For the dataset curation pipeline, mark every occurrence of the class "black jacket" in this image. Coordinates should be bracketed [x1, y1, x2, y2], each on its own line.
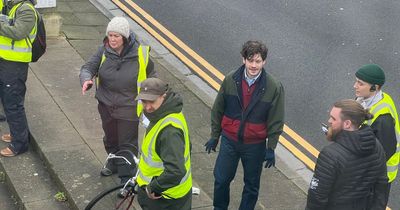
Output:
[306, 126, 388, 210]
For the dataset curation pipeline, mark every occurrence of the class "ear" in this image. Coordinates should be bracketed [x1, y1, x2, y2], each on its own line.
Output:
[343, 119, 352, 129]
[262, 60, 267, 66]
[242, 57, 246, 65]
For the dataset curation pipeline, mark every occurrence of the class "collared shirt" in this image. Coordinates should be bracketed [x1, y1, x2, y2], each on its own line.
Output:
[244, 69, 261, 87]
[356, 90, 383, 109]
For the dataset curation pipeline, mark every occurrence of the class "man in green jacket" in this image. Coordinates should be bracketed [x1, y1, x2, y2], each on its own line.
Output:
[205, 40, 285, 210]
[0, 0, 37, 157]
[136, 78, 192, 210]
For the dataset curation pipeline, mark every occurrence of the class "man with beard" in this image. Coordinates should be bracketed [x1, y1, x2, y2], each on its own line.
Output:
[306, 99, 388, 210]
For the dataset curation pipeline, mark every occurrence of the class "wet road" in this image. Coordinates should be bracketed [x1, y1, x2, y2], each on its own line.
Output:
[127, 0, 400, 208]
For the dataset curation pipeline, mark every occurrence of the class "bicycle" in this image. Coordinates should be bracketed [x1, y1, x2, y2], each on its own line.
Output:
[85, 152, 140, 210]
[85, 152, 200, 209]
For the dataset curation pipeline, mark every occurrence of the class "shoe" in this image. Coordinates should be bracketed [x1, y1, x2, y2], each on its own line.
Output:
[100, 167, 113, 176]
[1, 134, 12, 143]
[0, 147, 16, 157]
[100, 159, 117, 176]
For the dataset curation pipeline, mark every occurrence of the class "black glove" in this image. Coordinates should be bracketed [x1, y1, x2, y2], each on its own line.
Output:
[204, 138, 219, 154]
[264, 148, 275, 168]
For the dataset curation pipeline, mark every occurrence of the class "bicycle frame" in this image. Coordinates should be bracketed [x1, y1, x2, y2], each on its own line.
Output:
[103, 152, 200, 197]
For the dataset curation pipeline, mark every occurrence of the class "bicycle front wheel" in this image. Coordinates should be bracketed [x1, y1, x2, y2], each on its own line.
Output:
[85, 183, 136, 210]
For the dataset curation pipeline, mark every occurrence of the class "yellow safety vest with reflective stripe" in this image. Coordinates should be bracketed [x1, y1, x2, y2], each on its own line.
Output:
[136, 112, 192, 199]
[366, 92, 400, 183]
[97, 45, 150, 117]
[0, 2, 37, 62]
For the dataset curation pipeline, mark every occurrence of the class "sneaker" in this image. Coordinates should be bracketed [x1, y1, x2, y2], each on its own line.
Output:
[100, 159, 116, 176]
[100, 167, 113, 176]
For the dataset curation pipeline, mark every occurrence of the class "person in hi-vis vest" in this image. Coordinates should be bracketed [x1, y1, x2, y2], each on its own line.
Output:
[354, 64, 400, 200]
[79, 16, 156, 184]
[136, 78, 192, 210]
[0, 0, 38, 157]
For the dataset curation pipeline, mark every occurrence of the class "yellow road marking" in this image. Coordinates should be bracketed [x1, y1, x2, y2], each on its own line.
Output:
[114, 0, 318, 166]
[123, 0, 225, 81]
[112, 0, 221, 90]
[284, 125, 320, 158]
[115, 2, 394, 209]
[279, 136, 315, 170]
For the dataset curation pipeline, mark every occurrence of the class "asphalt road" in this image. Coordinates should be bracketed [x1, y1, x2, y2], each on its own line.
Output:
[130, 0, 400, 208]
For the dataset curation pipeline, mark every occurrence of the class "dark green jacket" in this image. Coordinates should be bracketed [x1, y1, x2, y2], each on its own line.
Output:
[211, 65, 284, 149]
[144, 89, 191, 194]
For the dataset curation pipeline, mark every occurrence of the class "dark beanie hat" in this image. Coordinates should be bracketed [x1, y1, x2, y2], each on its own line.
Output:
[355, 64, 385, 86]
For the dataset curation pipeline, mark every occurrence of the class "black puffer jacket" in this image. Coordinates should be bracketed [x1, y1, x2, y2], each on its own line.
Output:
[306, 126, 388, 210]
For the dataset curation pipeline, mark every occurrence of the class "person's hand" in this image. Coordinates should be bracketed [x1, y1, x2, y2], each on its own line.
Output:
[264, 148, 275, 168]
[82, 80, 93, 95]
[204, 138, 219, 154]
[145, 186, 162, 200]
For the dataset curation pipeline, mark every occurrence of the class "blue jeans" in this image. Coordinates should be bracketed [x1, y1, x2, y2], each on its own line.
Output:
[213, 135, 266, 210]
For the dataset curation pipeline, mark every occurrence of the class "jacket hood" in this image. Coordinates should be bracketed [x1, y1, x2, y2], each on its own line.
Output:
[9, 0, 36, 6]
[335, 125, 377, 156]
[144, 89, 183, 124]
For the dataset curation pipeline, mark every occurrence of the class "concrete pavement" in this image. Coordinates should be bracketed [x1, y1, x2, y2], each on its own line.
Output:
[0, 0, 309, 209]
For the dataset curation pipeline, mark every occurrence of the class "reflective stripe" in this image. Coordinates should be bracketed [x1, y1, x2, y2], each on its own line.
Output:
[138, 170, 152, 183]
[0, 2, 37, 62]
[388, 165, 398, 173]
[141, 117, 186, 168]
[137, 112, 192, 198]
[96, 45, 149, 94]
[367, 93, 400, 183]
[179, 168, 191, 184]
[0, 44, 31, 52]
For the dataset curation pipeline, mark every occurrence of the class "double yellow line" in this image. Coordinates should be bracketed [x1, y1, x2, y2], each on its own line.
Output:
[111, 0, 319, 169]
[111, 1, 392, 209]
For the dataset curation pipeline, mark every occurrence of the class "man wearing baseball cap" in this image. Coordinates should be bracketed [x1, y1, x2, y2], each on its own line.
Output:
[135, 78, 192, 210]
[354, 64, 399, 198]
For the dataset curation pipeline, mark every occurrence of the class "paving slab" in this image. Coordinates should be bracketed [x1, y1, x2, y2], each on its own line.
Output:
[0, 1, 311, 209]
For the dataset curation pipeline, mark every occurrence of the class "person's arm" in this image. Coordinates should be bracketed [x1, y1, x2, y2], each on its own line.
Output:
[306, 148, 337, 210]
[210, 79, 226, 140]
[266, 82, 285, 149]
[79, 46, 103, 86]
[371, 114, 397, 161]
[148, 126, 187, 194]
[0, 3, 35, 40]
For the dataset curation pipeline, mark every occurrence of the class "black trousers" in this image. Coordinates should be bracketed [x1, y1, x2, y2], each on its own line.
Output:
[98, 102, 139, 179]
[0, 60, 29, 154]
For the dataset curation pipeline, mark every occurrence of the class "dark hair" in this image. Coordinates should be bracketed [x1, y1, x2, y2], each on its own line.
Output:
[333, 99, 373, 128]
[240, 40, 268, 61]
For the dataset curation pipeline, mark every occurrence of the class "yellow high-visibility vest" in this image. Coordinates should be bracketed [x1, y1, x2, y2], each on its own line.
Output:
[0, 2, 37, 62]
[366, 92, 400, 183]
[136, 112, 192, 199]
[97, 45, 150, 117]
